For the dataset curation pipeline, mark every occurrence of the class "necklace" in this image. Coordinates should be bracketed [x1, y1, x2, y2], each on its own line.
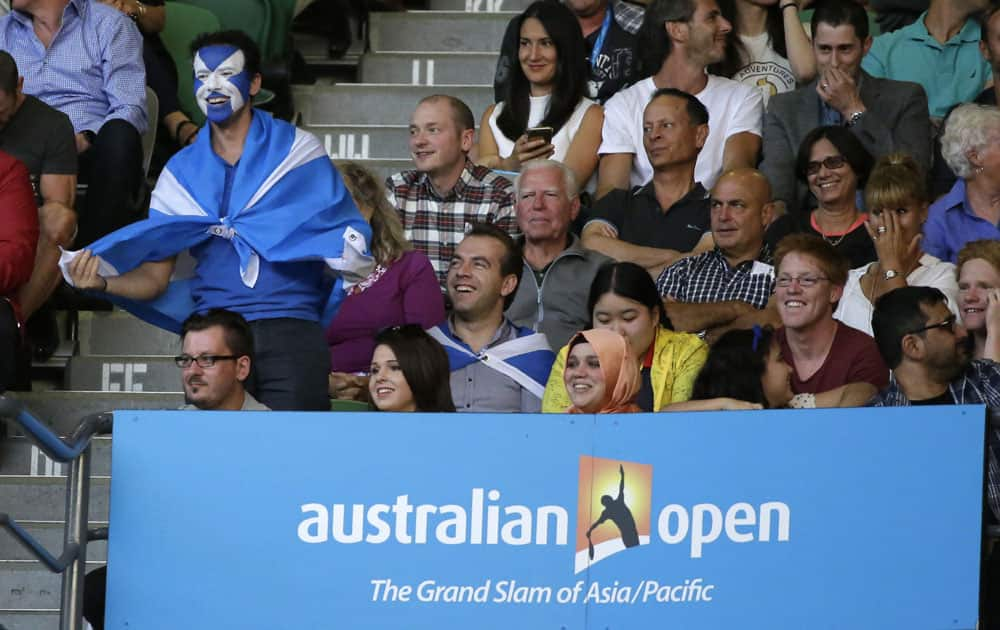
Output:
[811, 210, 862, 248]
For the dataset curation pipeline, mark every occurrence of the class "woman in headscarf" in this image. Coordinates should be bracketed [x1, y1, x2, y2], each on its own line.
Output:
[563, 329, 641, 414]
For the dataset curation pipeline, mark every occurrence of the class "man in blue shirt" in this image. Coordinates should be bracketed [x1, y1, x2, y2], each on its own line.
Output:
[0, 0, 147, 246]
[63, 30, 372, 411]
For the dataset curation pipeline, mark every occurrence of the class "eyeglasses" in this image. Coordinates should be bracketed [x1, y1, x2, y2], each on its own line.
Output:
[775, 275, 828, 288]
[174, 354, 239, 368]
[905, 316, 958, 336]
[805, 155, 847, 175]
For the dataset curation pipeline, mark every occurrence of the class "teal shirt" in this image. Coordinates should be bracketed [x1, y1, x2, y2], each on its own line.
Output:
[861, 12, 990, 118]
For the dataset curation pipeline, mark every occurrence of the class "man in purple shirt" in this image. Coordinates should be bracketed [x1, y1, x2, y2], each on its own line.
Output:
[0, 0, 147, 246]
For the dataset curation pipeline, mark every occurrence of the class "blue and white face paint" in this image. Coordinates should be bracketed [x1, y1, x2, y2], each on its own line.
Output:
[193, 45, 252, 125]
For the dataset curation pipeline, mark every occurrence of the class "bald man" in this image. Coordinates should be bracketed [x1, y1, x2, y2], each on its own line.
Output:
[655, 168, 781, 336]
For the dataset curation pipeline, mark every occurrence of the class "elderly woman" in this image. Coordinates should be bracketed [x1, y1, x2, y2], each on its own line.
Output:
[833, 153, 958, 336]
[925, 104, 1000, 263]
[957, 239, 1000, 361]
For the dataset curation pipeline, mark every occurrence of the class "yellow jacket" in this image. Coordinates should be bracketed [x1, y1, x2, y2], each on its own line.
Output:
[542, 327, 708, 413]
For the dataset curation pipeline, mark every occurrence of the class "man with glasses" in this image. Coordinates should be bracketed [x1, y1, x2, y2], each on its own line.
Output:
[177, 309, 268, 411]
[774, 234, 888, 406]
[761, 0, 930, 216]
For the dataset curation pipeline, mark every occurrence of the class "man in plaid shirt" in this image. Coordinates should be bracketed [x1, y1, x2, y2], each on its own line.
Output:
[386, 95, 518, 289]
[870, 285, 1000, 524]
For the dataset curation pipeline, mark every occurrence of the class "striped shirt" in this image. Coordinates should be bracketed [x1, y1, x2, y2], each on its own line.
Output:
[0, 0, 147, 134]
[656, 245, 775, 309]
[869, 359, 1000, 522]
[386, 160, 518, 287]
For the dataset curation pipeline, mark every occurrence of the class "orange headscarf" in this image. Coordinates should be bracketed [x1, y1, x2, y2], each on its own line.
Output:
[565, 329, 642, 414]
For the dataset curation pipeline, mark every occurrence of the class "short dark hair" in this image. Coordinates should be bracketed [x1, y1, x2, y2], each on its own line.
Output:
[372, 325, 455, 412]
[648, 88, 710, 127]
[795, 125, 874, 188]
[871, 286, 948, 369]
[588, 262, 671, 329]
[417, 94, 476, 132]
[465, 222, 523, 310]
[181, 309, 255, 360]
[810, 0, 869, 40]
[0, 51, 18, 95]
[636, 0, 697, 77]
[190, 30, 262, 77]
[690, 327, 774, 407]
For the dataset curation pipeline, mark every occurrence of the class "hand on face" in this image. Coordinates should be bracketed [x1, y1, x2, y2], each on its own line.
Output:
[986, 289, 1000, 339]
[815, 67, 863, 117]
[865, 207, 921, 272]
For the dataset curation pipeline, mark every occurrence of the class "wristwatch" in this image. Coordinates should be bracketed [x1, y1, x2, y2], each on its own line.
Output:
[846, 110, 865, 127]
[883, 269, 899, 281]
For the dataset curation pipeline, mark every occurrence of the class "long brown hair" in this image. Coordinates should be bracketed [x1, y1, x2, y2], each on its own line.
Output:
[336, 161, 412, 265]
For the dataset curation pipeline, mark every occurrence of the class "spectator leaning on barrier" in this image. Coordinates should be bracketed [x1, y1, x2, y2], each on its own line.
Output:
[62, 30, 372, 412]
[177, 309, 269, 412]
[596, 0, 763, 197]
[583, 88, 714, 279]
[760, 0, 931, 218]
[428, 223, 555, 413]
[0, 0, 148, 247]
[869, 285, 1000, 523]
[773, 233, 889, 407]
[388, 94, 518, 290]
[506, 159, 612, 352]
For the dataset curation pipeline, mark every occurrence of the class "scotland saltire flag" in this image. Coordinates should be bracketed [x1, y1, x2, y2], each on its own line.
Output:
[59, 110, 372, 333]
[428, 323, 555, 398]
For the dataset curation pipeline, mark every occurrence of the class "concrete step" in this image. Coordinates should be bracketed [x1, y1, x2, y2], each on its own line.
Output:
[293, 25, 365, 68]
[369, 11, 514, 53]
[359, 52, 499, 85]
[429, 0, 531, 10]
[0, 436, 112, 477]
[302, 83, 495, 126]
[5, 392, 184, 435]
[0, 476, 110, 522]
[0, 560, 104, 610]
[0, 521, 108, 562]
[65, 356, 181, 393]
[77, 310, 179, 357]
[307, 124, 410, 160]
[0, 610, 59, 630]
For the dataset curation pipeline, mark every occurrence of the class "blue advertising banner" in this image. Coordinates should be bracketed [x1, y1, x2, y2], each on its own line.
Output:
[105, 406, 986, 629]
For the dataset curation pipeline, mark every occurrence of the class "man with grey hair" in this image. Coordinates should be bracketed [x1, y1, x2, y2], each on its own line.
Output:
[924, 103, 1000, 263]
[507, 159, 612, 351]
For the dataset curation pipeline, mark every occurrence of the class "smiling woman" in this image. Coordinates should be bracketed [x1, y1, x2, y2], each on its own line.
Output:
[369, 325, 455, 413]
[563, 329, 642, 414]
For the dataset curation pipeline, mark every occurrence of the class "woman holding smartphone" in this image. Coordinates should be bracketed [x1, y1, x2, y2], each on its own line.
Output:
[476, 0, 604, 190]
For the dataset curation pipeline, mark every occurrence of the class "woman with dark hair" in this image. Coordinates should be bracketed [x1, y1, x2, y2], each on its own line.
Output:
[326, 162, 445, 401]
[717, 0, 815, 103]
[769, 125, 877, 268]
[542, 262, 709, 412]
[477, 0, 603, 190]
[563, 329, 642, 414]
[369, 325, 455, 413]
[690, 326, 796, 408]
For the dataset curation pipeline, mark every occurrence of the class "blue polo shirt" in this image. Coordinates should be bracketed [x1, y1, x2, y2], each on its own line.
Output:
[862, 13, 990, 118]
[188, 161, 329, 322]
[923, 179, 1000, 264]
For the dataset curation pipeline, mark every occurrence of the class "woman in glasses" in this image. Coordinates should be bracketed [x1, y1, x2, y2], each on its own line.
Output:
[769, 125, 876, 268]
[368, 325, 455, 413]
[833, 154, 958, 337]
[956, 239, 1000, 360]
[326, 162, 446, 402]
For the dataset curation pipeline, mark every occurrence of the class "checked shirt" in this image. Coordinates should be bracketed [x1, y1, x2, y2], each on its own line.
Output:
[656, 244, 775, 309]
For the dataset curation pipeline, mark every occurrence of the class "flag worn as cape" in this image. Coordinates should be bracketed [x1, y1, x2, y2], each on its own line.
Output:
[428, 322, 554, 399]
[59, 110, 372, 333]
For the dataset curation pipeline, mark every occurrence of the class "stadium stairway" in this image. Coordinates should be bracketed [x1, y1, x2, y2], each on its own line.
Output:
[2, 2, 535, 626]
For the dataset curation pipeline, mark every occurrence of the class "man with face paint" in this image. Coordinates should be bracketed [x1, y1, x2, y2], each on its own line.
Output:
[0, 0, 148, 247]
[59, 30, 373, 411]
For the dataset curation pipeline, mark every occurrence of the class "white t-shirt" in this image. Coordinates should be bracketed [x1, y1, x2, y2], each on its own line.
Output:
[598, 74, 763, 190]
[833, 254, 959, 336]
[733, 32, 796, 107]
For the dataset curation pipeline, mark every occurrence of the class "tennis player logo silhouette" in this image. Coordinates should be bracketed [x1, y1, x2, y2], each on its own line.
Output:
[575, 456, 652, 573]
[587, 464, 640, 559]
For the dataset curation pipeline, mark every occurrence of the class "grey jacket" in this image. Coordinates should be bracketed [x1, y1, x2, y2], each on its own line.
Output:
[507, 234, 613, 351]
[760, 71, 931, 216]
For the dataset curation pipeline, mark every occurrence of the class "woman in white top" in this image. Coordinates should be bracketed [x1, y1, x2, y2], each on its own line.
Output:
[477, 0, 603, 189]
[717, 0, 815, 104]
[834, 154, 958, 336]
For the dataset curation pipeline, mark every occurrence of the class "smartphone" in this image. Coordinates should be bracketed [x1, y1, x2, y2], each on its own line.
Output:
[526, 126, 554, 145]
